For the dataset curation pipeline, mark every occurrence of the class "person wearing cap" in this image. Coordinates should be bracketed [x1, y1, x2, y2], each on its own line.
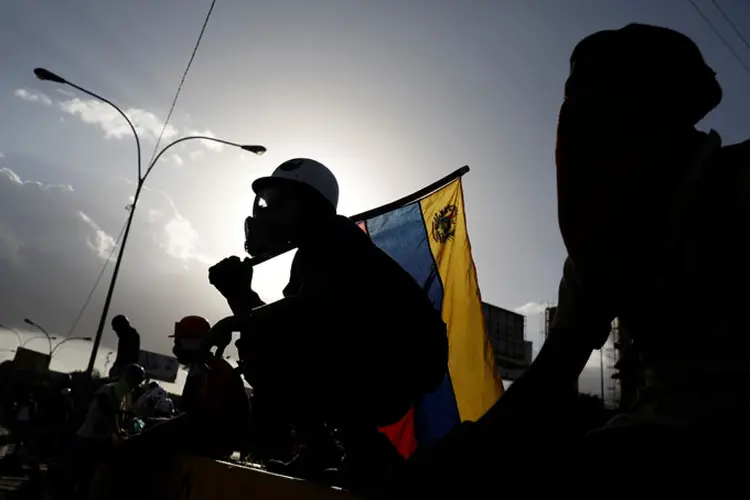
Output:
[382, 24, 750, 496]
[208, 158, 449, 487]
[170, 315, 250, 430]
[121, 316, 251, 459]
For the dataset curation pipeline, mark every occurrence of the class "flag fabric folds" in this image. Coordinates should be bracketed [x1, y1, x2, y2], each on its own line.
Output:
[352, 170, 503, 458]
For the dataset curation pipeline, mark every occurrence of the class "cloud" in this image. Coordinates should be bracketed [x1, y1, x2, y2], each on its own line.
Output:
[119, 179, 212, 265]
[14, 90, 231, 173]
[0, 163, 117, 332]
[141, 186, 214, 265]
[55, 88, 75, 98]
[78, 212, 117, 261]
[58, 98, 179, 142]
[147, 209, 163, 222]
[187, 129, 224, 152]
[0, 159, 233, 363]
[0, 219, 23, 262]
[0, 167, 73, 193]
[0, 152, 5, 159]
[514, 301, 547, 316]
[0, 167, 93, 264]
[5, 92, 275, 363]
[14, 88, 52, 106]
[14, 88, 178, 143]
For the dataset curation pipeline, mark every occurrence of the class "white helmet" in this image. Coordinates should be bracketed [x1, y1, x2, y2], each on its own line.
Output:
[252, 158, 339, 211]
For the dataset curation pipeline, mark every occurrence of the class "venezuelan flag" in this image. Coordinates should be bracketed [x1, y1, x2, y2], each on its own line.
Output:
[350, 166, 503, 457]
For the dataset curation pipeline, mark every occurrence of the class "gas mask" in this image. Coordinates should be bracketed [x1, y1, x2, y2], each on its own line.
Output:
[172, 337, 207, 366]
[244, 191, 296, 257]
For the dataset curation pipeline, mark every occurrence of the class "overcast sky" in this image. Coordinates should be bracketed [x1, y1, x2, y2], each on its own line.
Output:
[1, 0, 749, 395]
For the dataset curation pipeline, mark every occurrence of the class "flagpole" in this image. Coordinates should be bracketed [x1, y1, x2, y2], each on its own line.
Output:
[351, 165, 470, 222]
[245, 165, 471, 268]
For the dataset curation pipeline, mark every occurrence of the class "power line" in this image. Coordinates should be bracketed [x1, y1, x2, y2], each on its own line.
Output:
[66, 220, 128, 337]
[687, 0, 750, 75]
[711, 0, 750, 52]
[148, 0, 218, 165]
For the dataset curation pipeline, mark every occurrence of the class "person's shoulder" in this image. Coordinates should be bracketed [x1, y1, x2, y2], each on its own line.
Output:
[718, 137, 750, 167]
[95, 383, 115, 399]
[206, 357, 238, 380]
[331, 214, 367, 236]
[314, 215, 372, 252]
[717, 137, 750, 210]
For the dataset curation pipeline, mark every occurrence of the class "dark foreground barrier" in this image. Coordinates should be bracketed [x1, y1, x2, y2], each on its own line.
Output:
[87, 454, 359, 500]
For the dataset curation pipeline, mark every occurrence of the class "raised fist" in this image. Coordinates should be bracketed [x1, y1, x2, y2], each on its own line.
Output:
[208, 256, 254, 302]
[207, 315, 241, 355]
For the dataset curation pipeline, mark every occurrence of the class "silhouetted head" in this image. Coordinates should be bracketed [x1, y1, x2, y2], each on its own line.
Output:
[170, 315, 211, 365]
[111, 314, 130, 334]
[556, 25, 722, 303]
[245, 159, 339, 254]
[121, 363, 146, 389]
[564, 23, 722, 126]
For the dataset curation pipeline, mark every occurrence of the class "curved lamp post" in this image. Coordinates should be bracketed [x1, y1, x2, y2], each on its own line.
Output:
[34, 68, 267, 376]
[21, 335, 59, 350]
[51, 336, 93, 356]
[0, 324, 23, 347]
[23, 318, 54, 354]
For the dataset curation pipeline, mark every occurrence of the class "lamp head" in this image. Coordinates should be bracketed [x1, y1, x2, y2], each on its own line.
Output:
[33, 68, 67, 84]
[241, 145, 267, 155]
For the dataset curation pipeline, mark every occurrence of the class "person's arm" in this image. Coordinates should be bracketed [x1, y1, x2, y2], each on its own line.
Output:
[490, 257, 613, 414]
[227, 290, 265, 317]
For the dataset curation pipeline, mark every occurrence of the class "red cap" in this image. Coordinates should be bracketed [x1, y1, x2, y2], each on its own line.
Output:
[169, 315, 211, 339]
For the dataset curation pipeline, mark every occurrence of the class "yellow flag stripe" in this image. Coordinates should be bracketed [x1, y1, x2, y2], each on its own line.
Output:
[419, 179, 503, 422]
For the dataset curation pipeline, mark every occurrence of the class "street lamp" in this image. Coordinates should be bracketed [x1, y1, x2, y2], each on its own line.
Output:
[24, 318, 54, 354]
[51, 336, 93, 356]
[0, 324, 22, 347]
[34, 68, 267, 377]
[21, 335, 59, 349]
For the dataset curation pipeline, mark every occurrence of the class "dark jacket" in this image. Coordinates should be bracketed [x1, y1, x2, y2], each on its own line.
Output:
[113, 327, 140, 368]
[241, 215, 448, 427]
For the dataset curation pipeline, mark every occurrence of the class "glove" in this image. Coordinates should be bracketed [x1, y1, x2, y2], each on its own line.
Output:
[208, 256, 255, 303]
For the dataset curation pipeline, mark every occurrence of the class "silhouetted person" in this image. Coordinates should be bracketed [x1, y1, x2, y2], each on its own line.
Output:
[382, 24, 749, 497]
[66, 364, 145, 500]
[109, 315, 140, 379]
[208, 158, 448, 491]
[165, 315, 251, 456]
